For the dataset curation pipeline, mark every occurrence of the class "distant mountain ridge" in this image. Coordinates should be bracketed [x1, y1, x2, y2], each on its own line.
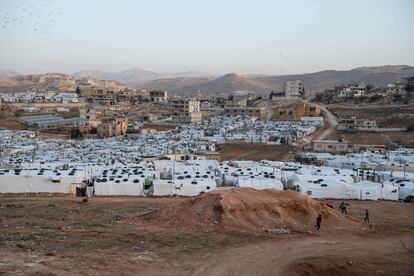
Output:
[1, 65, 413, 96]
[252, 65, 414, 96]
[73, 68, 212, 84]
[167, 73, 274, 96]
[0, 69, 20, 78]
[141, 65, 414, 96]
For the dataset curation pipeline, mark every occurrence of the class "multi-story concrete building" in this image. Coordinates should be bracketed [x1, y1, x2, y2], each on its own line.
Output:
[172, 111, 203, 124]
[272, 103, 321, 120]
[169, 98, 200, 113]
[224, 97, 247, 107]
[223, 107, 267, 120]
[284, 80, 304, 99]
[79, 108, 103, 128]
[312, 140, 350, 153]
[338, 82, 367, 98]
[85, 88, 117, 106]
[169, 98, 202, 123]
[150, 90, 168, 102]
[97, 116, 128, 137]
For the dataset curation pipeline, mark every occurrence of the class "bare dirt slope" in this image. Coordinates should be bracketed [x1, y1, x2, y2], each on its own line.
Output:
[326, 131, 414, 148]
[147, 188, 353, 233]
[323, 104, 414, 147]
[216, 142, 290, 161]
[0, 194, 413, 275]
[329, 104, 414, 128]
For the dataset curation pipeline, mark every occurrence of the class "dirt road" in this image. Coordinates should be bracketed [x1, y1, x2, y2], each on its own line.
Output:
[317, 104, 338, 140]
[295, 101, 338, 146]
[190, 236, 414, 275]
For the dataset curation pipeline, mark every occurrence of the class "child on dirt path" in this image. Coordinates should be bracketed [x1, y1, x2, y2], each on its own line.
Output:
[364, 209, 370, 223]
[339, 201, 350, 214]
[315, 214, 322, 230]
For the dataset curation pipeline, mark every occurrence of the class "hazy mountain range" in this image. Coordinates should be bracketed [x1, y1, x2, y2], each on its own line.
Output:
[0, 69, 20, 78]
[73, 68, 212, 84]
[1, 65, 413, 96]
[141, 65, 414, 96]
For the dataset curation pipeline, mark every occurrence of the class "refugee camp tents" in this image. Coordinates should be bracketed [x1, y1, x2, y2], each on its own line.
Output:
[387, 180, 414, 201]
[237, 177, 283, 190]
[295, 177, 359, 199]
[152, 178, 216, 196]
[352, 180, 398, 201]
[94, 177, 144, 196]
[0, 168, 85, 193]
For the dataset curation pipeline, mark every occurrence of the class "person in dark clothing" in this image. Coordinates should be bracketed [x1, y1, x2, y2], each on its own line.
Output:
[315, 214, 322, 230]
[339, 201, 349, 214]
[364, 209, 370, 223]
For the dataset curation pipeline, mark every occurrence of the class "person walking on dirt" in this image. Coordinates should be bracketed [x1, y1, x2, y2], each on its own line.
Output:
[339, 201, 349, 214]
[315, 214, 322, 230]
[364, 209, 370, 223]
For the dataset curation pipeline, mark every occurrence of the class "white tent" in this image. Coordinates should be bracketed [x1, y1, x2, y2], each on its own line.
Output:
[152, 178, 216, 196]
[237, 177, 283, 190]
[94, 179, 144, 196]
[0, 168, 85, 194]
[397, 183, 414, 201]
[297, 178, 359, 199]
[389, 181, 414, 200]
[350, 181, 398, 201]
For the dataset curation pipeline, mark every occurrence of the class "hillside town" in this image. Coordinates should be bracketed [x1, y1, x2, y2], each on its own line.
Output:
[1, 74, 413, 201]
[1, 1, 413, 275]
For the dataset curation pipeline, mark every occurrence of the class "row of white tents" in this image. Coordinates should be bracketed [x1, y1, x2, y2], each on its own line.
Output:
[0, 159, 413, 201]
[301, 148, 414, 170]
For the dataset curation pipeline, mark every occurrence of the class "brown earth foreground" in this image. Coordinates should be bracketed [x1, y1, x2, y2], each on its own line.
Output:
[0, 189, 413, 276]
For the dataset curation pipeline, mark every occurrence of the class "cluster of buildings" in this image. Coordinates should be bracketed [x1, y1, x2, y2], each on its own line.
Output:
[336, 117, 407, 133]
[338, 82, 367, 98]
[318, 77, 414, 103]
[1, 76, 320, 142]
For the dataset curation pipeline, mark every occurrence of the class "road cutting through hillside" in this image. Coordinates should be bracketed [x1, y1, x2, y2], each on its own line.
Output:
[295, 101, 338, 147]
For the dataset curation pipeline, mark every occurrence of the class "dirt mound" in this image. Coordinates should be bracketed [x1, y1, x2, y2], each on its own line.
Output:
[283, 255, 405, 276]
[146, 188, 353, 233]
